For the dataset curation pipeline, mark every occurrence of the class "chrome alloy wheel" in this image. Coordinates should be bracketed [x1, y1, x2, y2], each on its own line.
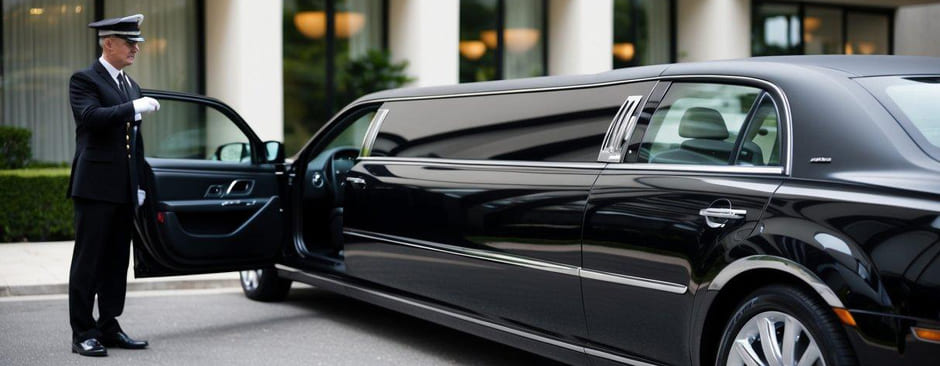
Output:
[727, 311, 825, 366]
[240, 269, 262, 291]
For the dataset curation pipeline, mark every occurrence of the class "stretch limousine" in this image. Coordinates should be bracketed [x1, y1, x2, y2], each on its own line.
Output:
[133, 56, 940, 365]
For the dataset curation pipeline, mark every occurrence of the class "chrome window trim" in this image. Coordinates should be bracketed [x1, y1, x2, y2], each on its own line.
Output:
[350, 74, 792, 177]
[275, 263, 659, 366]
[346, 229, 581, 277]
[708, 255, 845, 308]
[603, 164, 784, 175]
[359, 108, 389, 157]
[358, 156, 607, 170]
[345, 229, 688, 295]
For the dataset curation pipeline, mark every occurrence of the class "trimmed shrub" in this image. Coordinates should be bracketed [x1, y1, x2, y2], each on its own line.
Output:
[0, 126, 32, 169]
[0, 168, 73, 242]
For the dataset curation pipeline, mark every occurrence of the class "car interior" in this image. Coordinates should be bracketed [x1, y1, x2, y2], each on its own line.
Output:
[297, 108, 378, 260]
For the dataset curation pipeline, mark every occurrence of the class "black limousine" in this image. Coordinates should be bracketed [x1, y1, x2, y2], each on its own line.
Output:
[134, 56, 939, 366]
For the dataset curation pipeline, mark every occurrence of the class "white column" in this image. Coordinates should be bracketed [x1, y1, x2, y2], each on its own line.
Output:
[388, 0, 459, 87]
[676, 0, 750, 62]
[895, 3, 940, 57]
[548, 0, 613, 76]
[204, 0, 283, 143]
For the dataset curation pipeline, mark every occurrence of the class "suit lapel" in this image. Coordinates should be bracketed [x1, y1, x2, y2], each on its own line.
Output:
[124, 73, 141, 99]
[92, 61, 124, 100]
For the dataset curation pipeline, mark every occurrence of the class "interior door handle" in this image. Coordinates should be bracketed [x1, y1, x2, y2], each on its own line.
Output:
[226, 179, 254, 196]
[346, 177, 366, 188]
[699, 207, 747, 228]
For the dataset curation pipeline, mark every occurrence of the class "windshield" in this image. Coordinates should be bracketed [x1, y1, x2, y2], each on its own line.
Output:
[858, 76, 940, 160]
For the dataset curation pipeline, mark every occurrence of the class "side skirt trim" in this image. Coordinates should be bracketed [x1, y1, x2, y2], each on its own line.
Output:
[275, 264, 659, 366]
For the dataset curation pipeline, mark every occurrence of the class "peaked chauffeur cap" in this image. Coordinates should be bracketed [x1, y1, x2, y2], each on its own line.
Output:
[88, 14, 145, 42]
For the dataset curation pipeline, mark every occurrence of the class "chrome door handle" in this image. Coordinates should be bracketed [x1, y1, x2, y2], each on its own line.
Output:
[699, 207, 747, 228]
[346, 177, 366, 188]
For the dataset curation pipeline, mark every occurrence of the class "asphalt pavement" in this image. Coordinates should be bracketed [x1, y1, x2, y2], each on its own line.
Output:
[0, 286, 562, 365]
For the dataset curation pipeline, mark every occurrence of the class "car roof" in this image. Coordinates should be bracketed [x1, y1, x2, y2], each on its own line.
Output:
[356, 55, 940, 103]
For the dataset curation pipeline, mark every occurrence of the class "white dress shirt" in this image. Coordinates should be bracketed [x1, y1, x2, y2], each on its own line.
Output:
[98, 56, 141, 121]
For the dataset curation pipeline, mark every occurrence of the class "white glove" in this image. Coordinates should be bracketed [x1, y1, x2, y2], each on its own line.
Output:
[133, 97, 161, 114]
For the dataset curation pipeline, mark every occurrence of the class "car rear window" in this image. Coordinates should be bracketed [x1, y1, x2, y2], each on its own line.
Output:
[858, 76, 940, 160]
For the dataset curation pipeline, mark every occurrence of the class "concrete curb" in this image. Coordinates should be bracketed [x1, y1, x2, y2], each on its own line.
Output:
[0, 279, 240, 297]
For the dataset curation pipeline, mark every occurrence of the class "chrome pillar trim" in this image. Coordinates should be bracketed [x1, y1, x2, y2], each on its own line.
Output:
[579, 268, 688, 295]
[357, 156, 606, 170]
[360, 108, 389, 158]
[598, 95, 644, 163]
[344, 230, 581, 277]
[708, 255, 845, 308]
[275, 264, 665, 366]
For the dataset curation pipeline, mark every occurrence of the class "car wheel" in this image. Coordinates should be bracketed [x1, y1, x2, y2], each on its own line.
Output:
[239, 268, 292, 302]
[716, 285, 857, 366]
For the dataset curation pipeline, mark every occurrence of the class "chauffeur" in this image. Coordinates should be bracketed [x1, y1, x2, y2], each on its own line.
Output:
[67, 14, 159, 357]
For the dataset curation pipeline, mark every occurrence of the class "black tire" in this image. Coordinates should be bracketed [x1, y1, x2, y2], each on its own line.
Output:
[239, 267, 292, 302]
[716, 284, 857, 366]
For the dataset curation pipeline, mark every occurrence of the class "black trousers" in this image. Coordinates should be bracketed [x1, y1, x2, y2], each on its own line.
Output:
[69, 197, 132, 341]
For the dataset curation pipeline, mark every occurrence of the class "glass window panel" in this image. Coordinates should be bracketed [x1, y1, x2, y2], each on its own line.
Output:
[144, 98, 249, 162]
[284, 0, 328, 156]
[640, 83, 762, 165]
[752, 3, 801, 56]
[105, 0, 200, 161]
[283, 0, 384, 157]
[375, 82, 656, 162]
[334, 0, 384, 106]
[2, 0, 94, 163]
[459, 0, 498, 82]
[104, 0, 198, 92]
[735, 97, 780, 166]
[846, 12, 889, 55]
[804, 6, 842, 55]
[503, 0, 543, 79]
[613, 0, 672, 68]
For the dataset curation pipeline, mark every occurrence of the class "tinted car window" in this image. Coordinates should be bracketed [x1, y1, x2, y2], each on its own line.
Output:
[373, 82, 656, 162]
[858, 76, 940, 161]
[735, 95, 781, 166]
[638, 83, 766, 165]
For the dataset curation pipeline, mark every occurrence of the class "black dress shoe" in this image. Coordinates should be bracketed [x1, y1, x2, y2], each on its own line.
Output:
[72, 338, 107, 357]
[100, 331, 149, 349]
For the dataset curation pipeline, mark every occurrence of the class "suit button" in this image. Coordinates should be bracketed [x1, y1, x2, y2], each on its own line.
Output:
[128, 154, 132, 159]
[126, 122, 131, 128]
[126, 144, 130, 150]
[126, 135, 130, 141]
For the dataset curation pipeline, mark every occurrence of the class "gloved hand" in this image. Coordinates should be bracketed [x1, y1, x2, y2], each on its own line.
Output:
[133, 97, 161, 114]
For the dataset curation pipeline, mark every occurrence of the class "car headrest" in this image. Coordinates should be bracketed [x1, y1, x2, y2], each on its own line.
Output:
[678, 107, 729, 140]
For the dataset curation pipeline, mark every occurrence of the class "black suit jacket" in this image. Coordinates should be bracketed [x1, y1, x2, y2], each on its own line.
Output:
[68, 61, 144, 204]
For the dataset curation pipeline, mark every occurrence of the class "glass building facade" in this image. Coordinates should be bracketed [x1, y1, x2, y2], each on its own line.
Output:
[1, 0, 201, 163]
[752, 1, 893, 57]
[283, 0, 385, 155]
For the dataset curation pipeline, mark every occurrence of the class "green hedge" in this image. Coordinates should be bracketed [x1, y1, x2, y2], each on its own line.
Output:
[0, 126, 32, 169]
[0, 168, 73, 242]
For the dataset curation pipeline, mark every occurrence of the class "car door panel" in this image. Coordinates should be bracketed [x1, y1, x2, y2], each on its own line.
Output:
[580, 80, 788, 364]
[133, 91, 284, 277]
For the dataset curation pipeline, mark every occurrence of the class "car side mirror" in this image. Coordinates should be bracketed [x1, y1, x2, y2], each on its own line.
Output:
[264, 141, 285, 163]
[215, 142, 249, 162]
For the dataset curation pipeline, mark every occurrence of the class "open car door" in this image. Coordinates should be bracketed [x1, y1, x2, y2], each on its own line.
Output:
[132, 90, 286, 277]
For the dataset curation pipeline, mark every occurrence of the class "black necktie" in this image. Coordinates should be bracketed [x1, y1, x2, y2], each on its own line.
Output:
[117, 73, 130, 102]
